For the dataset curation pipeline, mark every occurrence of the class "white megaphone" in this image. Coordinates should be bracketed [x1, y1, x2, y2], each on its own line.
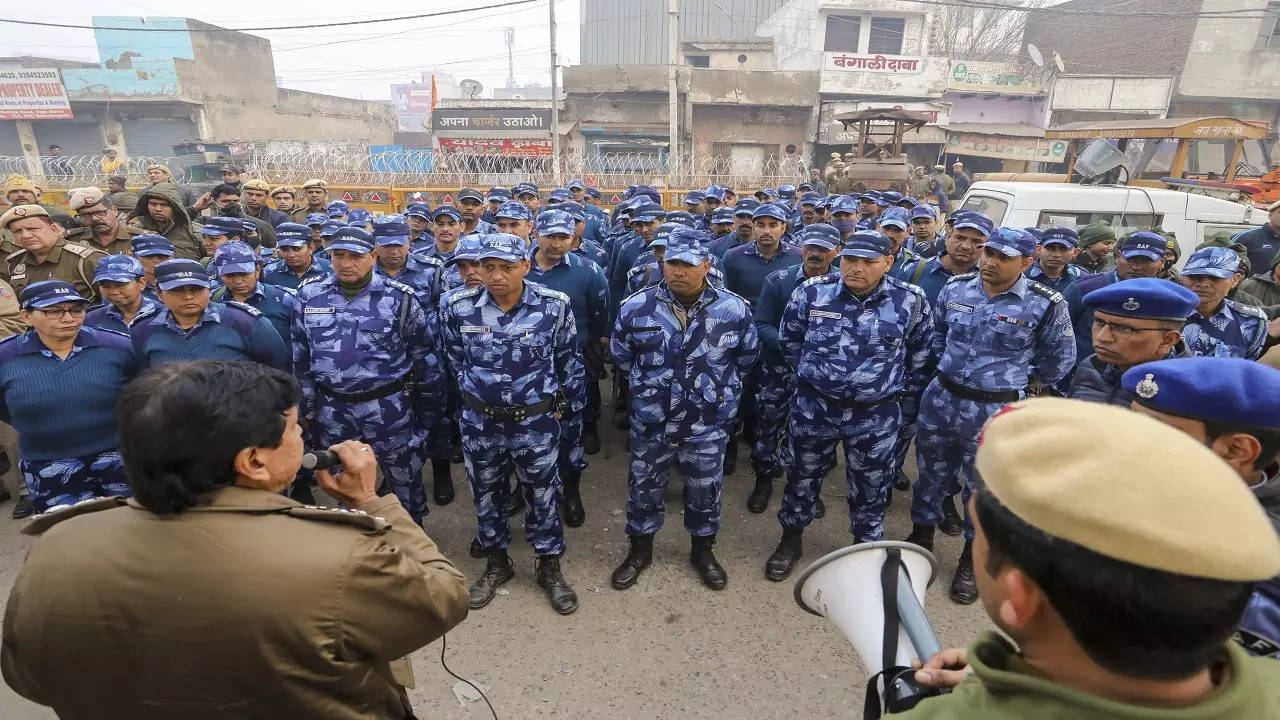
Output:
[794, 541, 943, 717]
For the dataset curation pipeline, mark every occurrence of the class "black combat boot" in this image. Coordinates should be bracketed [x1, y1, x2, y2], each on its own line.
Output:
[611, 534, 654, 590]
[904, 523, 935, 552]
[11, 495, 33, 519]
[582, 421, 601, 455]
[535, 555, 579, 615]
[723, 438, 738, 476]
[562, 469, 585, 528]
[432, 459, 454, 506]
[939, 495, 964, 536]
[894, 469, 911, 491]
[950, 540, 978, 605]
[468, 549, 514, 609]
[746, 473, 772, 514]
[764, 529, 803, 581]
[469, 537, 485, 558]
[814, 496, 826, 519]
[690, 534, 727, 590]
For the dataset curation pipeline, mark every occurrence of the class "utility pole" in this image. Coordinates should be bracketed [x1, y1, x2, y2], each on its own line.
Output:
[504, 27, 516, 89]
[549, 0, 561, 184]
[667, 0, 679, 180]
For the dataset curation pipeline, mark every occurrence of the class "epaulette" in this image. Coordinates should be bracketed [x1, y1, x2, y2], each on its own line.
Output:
[801, 273, 839, 289]
[61, 242, 103, 259]
[1026, 279, 1064, 303]
[4, 248, 24, 263]
[91, 326, 132, 341]
[885, 274, 926, 298]
[446, 285, 483, 305]
[23, 496, 129, 536]
[224, 300, 263, 318]
[129, 305, 162, 326]
[296, 274, 328, 291]
[626, 264, 649, 279]
[416, 254, 444, 269]
[384, 278, 415, 296]
[1226, 298, 1268, 321]
[531, 284, 571, 306]
[286, 504, 392, 533]
[946, 271, 979, 284]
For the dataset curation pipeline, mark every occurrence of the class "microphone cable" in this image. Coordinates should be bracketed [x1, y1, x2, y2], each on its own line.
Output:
[439, 632, 498, 720]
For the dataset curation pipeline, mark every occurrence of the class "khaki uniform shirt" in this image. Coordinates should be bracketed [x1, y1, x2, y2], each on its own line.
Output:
[2, 487, 469, 720]
[66, 222, 143, 256]
[287, 205, 311, 223]
[2, 238, 107, 302]
[0, 278, 25, 337]
[828, 174, 855, 195]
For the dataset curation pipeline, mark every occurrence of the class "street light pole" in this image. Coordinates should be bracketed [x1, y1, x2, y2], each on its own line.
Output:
[550, 0, 561, 185]
[667, 0, 679, 182]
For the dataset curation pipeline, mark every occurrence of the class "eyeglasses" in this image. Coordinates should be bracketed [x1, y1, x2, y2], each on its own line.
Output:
[1092, 316, 1169, 340]
[32, 306, 88, 319]
[77, 208, 113, 220]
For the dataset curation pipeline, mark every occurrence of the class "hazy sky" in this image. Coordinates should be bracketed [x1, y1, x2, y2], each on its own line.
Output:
[0, 0, 581, 102]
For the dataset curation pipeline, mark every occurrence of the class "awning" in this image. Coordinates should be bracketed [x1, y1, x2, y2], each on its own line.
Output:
[942, 123, 1045, 138]
[1046, 116, 1269, 140]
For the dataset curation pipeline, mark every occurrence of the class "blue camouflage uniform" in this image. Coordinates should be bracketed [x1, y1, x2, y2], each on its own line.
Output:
[261, 256, 330, 289]
[292, 228, 444, 524]
[416, 206, 462, 265]
[706, 198, 759, 260]
[0, 283, 137, 512]
[606, 202, 667, 318]
[405, 203, 435, 253]
[778, 232, 933, 539]
[611, 232, 759, 538]
[1178, 247, 1270, 360]
[442, 234, 584, 556]
[913, 227, 1077, 539]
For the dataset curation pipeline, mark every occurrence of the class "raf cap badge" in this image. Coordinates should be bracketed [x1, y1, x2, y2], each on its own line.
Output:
[1135, 373, 1159, 399]
[1122, 297, 1140, 311]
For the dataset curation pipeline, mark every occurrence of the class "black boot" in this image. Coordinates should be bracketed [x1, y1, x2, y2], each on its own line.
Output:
[764, 529, 803, 581]
[535, 555, 579, 615]
[469, 537, 485, 558]
[905, 523, 935, 552]
[582, 421, 601, 456]
[814, 496, 826, 519]
[950, 540, 978, 605]
[894, 469, 911, 491]
[11, 495, 33, 519]
[690, 534, 727, 590]
[746, 473, 772, 514]
[507, 488, 525, 517]
[432, 459, 455, 506]
[468, 549, 514, 609]
[939, 495, 964, 536]
[611, 534, 654, 590]
[723, 438, 738, 476]
[562, 469, 585, 528]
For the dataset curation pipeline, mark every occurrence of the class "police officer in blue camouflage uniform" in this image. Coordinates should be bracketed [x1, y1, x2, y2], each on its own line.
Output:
[325, 200, 348, 222]
[130, 233, 173, 297]
[405, 202, 434, 253]
[827, 195, 860, 240]
[373, 215, 443, 311]
[480, 188, 510, 225]
[457, 188, 495, 236]
[1064, 231, 1167, 361]
[85, 255, 157, 333]
[1121, 357, 1280, 661]
[528, 209, 610, 517]
[708, 206, 734, 243]
[874, 206, 920, 281]
[513, 182, 540, 218]
[492, 200, 534, 244]
[292, 226, 443, 524]
[442, 233, 583, 615]
[418, 205, 464, 265]
[439, 235, 485, 295]
[609, 228, 759, 592]
[558, 200, 607, 267]
[909, 221, 1077, 604]
[210, 241, 298, 346]
[764, 230, 934, 580]
[1026, 226, 1085, 292]
[707, 198, 758, 259]
[746, 223, 842, 516]
[131, 259, 289, 370]
[1178, 246, 1272, 359]
[261, 222, 330, 290]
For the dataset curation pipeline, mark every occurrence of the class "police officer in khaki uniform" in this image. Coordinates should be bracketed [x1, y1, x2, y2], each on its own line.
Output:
[271, 184, 308, 223]
[65, 187, 143, 255]
[1, 359, 469, 720]
[0, 205, 106, 302]
[897, 398, 1280, 719]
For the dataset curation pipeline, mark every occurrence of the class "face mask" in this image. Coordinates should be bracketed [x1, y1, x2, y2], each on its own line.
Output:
[832, 219, 857, 236]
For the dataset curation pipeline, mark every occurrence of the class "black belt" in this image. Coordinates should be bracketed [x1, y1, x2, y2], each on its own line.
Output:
[938, 375, 1021, 404]
[803, 384, 895, 409]
[463, 393, 556, 422]
[316, 376, 409, 403]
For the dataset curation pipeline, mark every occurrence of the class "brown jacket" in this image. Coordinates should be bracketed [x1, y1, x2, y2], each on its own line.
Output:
[2, 487, 469, 720]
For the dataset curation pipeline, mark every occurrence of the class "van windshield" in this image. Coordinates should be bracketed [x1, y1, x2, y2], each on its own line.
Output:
[1037, 211, 1163, 236]
[959, 195, 1009, 225]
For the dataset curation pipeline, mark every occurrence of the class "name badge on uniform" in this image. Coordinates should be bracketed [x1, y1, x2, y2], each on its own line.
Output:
[809, 310, 841, 320]
[461, 325, 491, 334]
[946, 302, 974, 313]
[303, 307, 335, 315]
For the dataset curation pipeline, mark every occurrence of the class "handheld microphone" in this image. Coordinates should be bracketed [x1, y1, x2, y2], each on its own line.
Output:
[301, 449, 338, 471]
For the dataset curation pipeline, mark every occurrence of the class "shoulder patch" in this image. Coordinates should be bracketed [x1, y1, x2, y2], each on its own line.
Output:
[531, 284, 571, 305]
[23, 496, 129, 536]
[286, 505, 392, 533]
[446, 285, 484, 306]
[1026, 279, 1064, 303]
[129, 305, 162, 325]
[948, 271, 979, 284]
[225, 300, 263, 318]
[62, 242, 104, 259]
[297, 275, 327, 290]
[885, 274, 926, 299]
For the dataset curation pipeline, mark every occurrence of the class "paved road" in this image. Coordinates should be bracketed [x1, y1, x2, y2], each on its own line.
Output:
[0, 416, 988, 719]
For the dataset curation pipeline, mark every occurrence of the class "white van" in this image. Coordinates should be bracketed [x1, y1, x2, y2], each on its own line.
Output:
[956, 181, 1266, 264]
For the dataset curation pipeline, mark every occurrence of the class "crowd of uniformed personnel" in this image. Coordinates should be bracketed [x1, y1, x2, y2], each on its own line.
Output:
[0, 167, 1277, 632]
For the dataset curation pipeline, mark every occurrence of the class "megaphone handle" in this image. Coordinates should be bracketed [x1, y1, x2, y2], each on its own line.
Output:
[896, 567, 943, 660]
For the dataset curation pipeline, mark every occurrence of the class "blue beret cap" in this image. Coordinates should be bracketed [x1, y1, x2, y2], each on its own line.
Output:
[877, 207, 910, 230]
[513, 183, 539, 198]
[800, 192, 823, 206]
[1039, 227, 1077, 247]
[756, 187, 778, 200]
[733, 198, 760, 216]
[710, 207, 734, 224]
[585, 187, 601, 199]
[131, 233, 174, 257]
[840, 230, 892, 259]
[778, 184, 797, 200]
[20, 280, 85, 308]
[433, 205, 462, 222]
[953, 212, 994, 238]
[373, 215, 412, 245]
[305, 212, 328, 227]
[665, 210, 695, 227]
[93, 254, 145, 284]
[495, 201, 532, 221]
[275, 222, 310, 247]
[329, 227, 375, 254]
[154, 259, 211, 291]
[871, 192, 891, 207]
[880, 190, 903, 204]
[1181, 247, 1239, 279]
[910, 204, 937, 220]
[478, 233, 528, 263]
[1123, 357, 1280, 430]
[752, 202, 789, 222]
[534, 209, 575, 236]
[213, 241, 258, 275]
[1120, 231, 1167, 261]
[1084, 277, 1199, 321]
[326, 200, 349, 217]
[985, 227, 1036, 258]
[486, 187, 512, 202]
[901, 196, 919, 207]
[199, 216, 244, 237]
[548, 188, 572, 202]
[405, 203, 431, 220]
[1021, 227, 1045, 244]
[799, 223, 840, 250]
[651, 223, 678, 248]
[664, 227, 709, 264]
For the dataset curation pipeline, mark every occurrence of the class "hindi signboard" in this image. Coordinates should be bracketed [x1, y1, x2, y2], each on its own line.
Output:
[946, 133, 1067, 163]
[947, 60, 1041, 94]
[823, 52, 923, 74]
[431, 107, 552, 133]
[0, 68, 72, 120]
[436, 138, 553, 156]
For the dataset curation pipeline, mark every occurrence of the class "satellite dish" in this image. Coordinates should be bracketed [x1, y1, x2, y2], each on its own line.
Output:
[1052, 51, 1066, 74]
[459, 79, 483, 99]
[1026, 44, 1044, 68]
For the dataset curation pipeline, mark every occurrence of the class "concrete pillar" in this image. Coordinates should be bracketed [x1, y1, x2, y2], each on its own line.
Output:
[14, 120, 41, 179]
[100, 115, 126, 159]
